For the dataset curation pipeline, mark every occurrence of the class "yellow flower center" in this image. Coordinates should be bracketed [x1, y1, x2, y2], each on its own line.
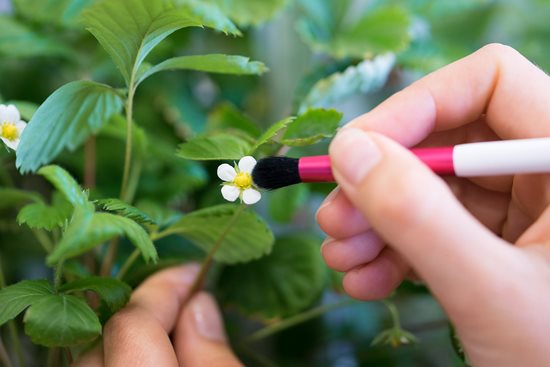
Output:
[1, 123, 18, 141]
[233, 172, 252, 190]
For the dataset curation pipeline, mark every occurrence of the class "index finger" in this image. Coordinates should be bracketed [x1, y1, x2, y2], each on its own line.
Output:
[348, 44, 550, 146]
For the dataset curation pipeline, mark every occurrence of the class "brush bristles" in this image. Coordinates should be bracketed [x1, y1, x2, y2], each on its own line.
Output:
[252, 157, 301, 190]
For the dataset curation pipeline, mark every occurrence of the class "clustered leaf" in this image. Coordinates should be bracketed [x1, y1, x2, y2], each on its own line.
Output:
[161, 204, 274, 264]
[177, 134, 253, 161]
[281, 108, 342, 146]
[16, 81, 124, 173]
[96, 198, 156, 226]
[17, 193, 73, 230]
[217, 235, 326, 318]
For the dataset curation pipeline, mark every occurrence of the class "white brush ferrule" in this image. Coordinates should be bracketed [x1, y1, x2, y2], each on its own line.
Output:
[453, 137, 550, 176]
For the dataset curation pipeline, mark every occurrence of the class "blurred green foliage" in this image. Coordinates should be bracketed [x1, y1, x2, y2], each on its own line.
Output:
[0, 0, 548, 366]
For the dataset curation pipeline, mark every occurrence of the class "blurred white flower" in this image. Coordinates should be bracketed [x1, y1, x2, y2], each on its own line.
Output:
[0, 104, 26, 151]
[217, 156, 261, 205]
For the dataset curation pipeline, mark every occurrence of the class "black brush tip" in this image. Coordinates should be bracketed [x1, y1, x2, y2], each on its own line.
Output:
[252, 157, 301, 190]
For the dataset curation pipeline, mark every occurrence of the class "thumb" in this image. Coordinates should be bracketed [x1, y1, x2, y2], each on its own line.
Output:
[329, 128, 513, 306]
[174, 292, 243, 367]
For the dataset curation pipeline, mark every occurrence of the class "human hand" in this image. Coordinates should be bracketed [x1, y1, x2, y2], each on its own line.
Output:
[316, 44, 550, 367]
[75, 264, 242, 367]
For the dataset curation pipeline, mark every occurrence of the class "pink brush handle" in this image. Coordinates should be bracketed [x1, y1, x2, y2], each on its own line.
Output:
[298, 147, 454, 182]
[298, 138, 550, 182]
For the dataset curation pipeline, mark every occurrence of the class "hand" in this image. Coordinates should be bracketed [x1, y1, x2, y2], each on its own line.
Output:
[317, 44, 550, 367]
[75, 264, 242, 367]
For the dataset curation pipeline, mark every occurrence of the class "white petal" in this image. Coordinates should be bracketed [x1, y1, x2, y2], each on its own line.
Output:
[238, 156, 257, 173]
[1, 137, 18, 151]
[0, 105, 7, 122]
[5, 105, 20, 123]
[242, 188, 261, 205]
[221, 185, 240, 202]
[16, 120, 27, 130]
[217, 163, 237, 182]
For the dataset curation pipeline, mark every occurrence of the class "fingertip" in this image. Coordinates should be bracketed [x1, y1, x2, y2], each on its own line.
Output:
[316, 188, 371, 239]
[342, 248, 409, 301]
[321, 231, 385, 272]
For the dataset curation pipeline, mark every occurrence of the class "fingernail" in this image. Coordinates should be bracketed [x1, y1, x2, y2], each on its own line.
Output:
[320, 237, 335, 253]
[191, 293, 226, 342]
[329, 128, 381, 185]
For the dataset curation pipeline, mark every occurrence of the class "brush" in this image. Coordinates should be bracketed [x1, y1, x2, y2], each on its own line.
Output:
[252, 137, 550, 190]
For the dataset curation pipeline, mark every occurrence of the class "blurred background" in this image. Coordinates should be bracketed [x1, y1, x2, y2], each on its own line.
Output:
[0, 0, 549, 366]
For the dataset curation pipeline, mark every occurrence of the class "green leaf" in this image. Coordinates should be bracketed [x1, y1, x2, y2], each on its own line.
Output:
[249, 117, 295, 154]
[60, 277, 131, 313]
[175, 0, 241, 36]
[138, 54, 268, 85]
[207, 103, 261, 138]
[268, 185, 309, 223]
[96, 198, 156, 225]
[207, 0, 289, 26]
[0, 188, 41, 209]
[18, 193, 73, 230]
[217, 235, 325, 317]
[335, 6, 411, 57]
[299, 55, 396, 111]
[48, 211, 158, 265]
[0, 16, 71, 58]
[0, 280, 54, 327]
[297, 3, 411, 58]
[82, 0, 204, 86]
[24, 294, 101, 347]
[281, 108, 342, 146]
[16, 81, 124, 173]
[162, 204, 274, 264]
[37, 165, 88, 207]
[14, 0, 94, 27]
[177, 134, 252, 161]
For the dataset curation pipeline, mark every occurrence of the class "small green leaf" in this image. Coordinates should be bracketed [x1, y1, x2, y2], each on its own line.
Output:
[18, 193, 73, 230]
[249, 117, 295, 154]
[163, 204, 274, 264]
[96, 198, 156, 225]
[37, 165, 88, 207]
[16, 81, 124, 173]
[82, 0, 204, 86]
[0, 280, 54, 327]
[177, 134, 252, 161]
[24, 294, 101, 347]
[138, 54, 268, 85]
[281, 108, 342, 146]
[0, 188, 41, 209]
[0, 16, 71, 58]
[48, 211, 158, 265]
[217, 235, 325, 317]
[60, 277, 131, 313]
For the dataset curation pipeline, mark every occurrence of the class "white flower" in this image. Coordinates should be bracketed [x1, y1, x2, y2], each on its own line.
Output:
[0, 104, 26, 151]
[217, 156, 261, 205]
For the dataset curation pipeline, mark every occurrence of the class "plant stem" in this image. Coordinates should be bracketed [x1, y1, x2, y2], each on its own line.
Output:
[54, 261, 64, 290]
[383, 300, 401, 330]
[0, 337, 13, 367]
[120, 86, 135, 202]
[245, 298, 354, 343]
[46, 348, 59, 367]
[186, 205, 246, 301]
[63, 348, 73, 365]
[84, 136, 96, 189]
[100, 237, 120, 277]
[116, 249, 140, 280]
